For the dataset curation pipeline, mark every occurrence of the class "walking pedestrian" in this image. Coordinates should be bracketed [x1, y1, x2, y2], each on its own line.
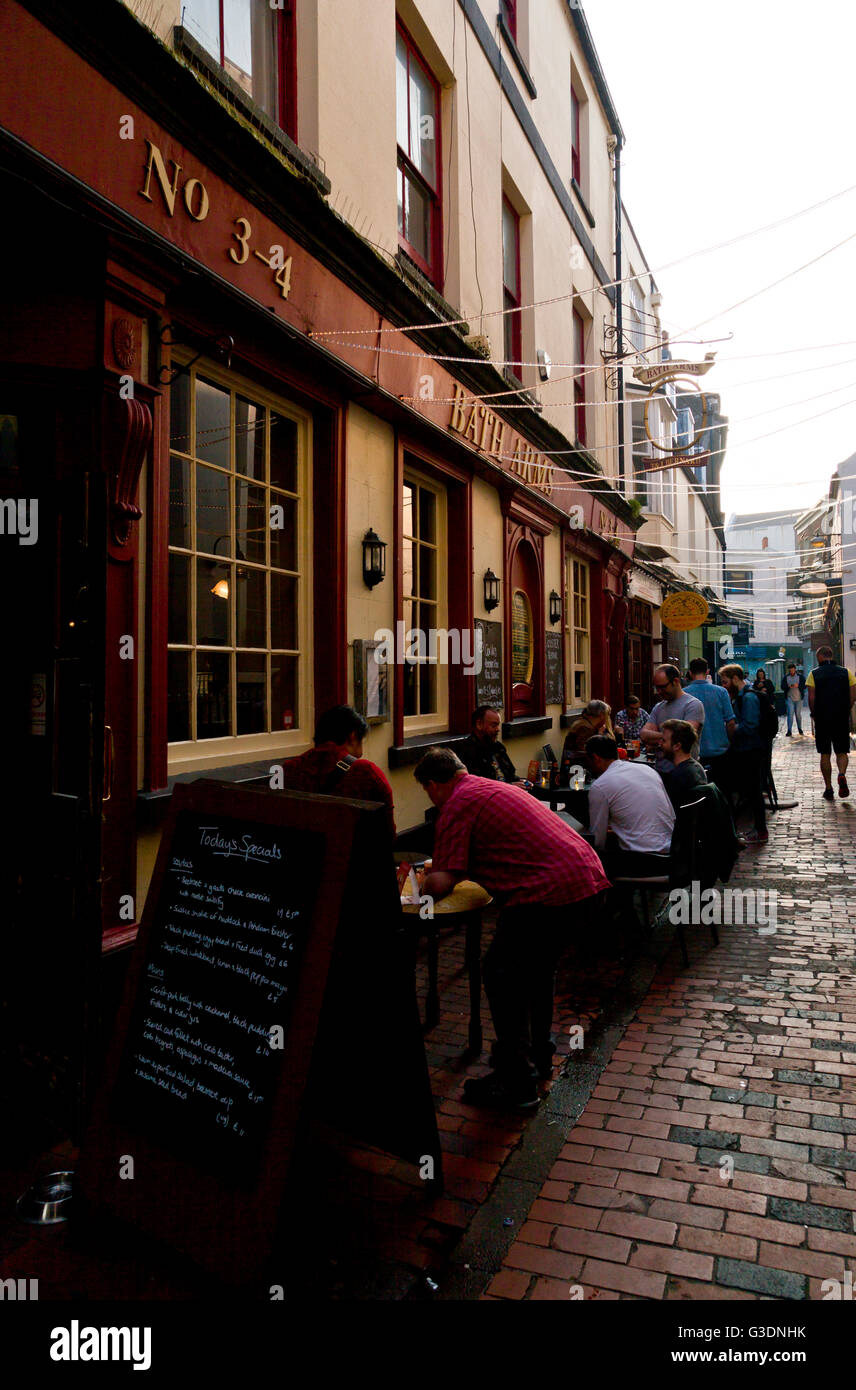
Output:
[807, 646, 856, 800]
[415, 748, 609, 1110]
[782, 663, 805, 736]
[717, 664, 768, 844]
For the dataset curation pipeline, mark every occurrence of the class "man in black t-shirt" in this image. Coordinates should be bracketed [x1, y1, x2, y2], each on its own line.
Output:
[458, 705, 520, 782]
[661, 718, 708, 809]
[807, 647, 856, 799]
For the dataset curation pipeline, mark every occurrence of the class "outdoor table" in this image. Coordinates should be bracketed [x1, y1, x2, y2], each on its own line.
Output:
[528, 782, 591, 826]
[400, 879, 492, 1054]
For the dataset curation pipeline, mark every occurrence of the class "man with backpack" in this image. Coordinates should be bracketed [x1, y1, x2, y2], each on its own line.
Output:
[275, 704, 397, 843]
[718, 664, 769, 844]
[807, 646, 856, 800]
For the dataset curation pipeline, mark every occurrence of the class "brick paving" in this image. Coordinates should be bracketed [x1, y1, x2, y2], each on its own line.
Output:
[491, 730, 856, 1301]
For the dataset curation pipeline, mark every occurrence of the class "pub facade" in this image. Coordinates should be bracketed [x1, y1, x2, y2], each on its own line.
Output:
[0, 0, 639, 1129]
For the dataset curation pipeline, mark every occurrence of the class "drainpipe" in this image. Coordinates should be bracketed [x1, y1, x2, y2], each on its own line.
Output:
[614, 133, 625, 490]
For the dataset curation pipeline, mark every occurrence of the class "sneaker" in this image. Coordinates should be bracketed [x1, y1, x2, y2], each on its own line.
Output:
[785, 731, 792, 737]
[462, 1071, 540, 1112]
[839, 776, 850, 798]
[823, 787, 835, 801]
[744, 830, 769, 844]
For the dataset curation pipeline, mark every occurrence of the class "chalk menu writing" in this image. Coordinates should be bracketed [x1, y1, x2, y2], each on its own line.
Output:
[474, 619, 503, 709]
[545, 631, 564, 706]
[115, 810, 324, 1178]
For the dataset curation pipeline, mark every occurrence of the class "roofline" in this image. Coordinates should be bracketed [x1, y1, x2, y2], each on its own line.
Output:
[566, 2, 625, 143]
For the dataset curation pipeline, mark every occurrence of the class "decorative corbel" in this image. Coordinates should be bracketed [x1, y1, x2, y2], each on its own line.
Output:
[107, 393, 152, 547]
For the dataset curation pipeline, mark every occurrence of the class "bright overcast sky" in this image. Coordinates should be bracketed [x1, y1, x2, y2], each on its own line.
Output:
[584, 0, 856, 519]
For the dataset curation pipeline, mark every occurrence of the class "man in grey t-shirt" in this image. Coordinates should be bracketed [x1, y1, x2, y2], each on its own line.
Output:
[640, 665, 705, 776]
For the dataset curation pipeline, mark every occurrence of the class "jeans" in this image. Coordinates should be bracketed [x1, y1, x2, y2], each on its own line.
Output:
[786, 699, 803, 734]
[483, 892, 606, 1079]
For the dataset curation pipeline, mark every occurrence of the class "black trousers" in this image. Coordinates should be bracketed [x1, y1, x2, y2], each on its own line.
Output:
[483, 892, 606, 1079]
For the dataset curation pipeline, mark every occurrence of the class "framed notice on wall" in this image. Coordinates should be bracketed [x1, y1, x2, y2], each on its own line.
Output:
[353, 639, 390, 723]
[474, 620, 503, 709]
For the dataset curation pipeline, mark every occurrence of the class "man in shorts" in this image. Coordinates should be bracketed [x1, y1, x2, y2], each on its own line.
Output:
[807, 646, 856, 800]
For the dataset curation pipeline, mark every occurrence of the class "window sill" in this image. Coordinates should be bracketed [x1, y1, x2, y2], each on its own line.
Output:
[173, 27, 330, 196]
[497, 15, 537, 99]
[560, 711, 586, 729]
[395, 250, 458, 319]
[502, 716, 552, 739]
[571, 178, 596, 229]
[387, 731, 470, 770]
[137, 758, 277, 827]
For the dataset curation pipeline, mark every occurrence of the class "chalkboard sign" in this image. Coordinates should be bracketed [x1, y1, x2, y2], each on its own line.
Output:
[113, 809, 324, 1179]
[474, 619, 503, 709]
[545, 631, 564, 705]
[77, 780, 439, 1286]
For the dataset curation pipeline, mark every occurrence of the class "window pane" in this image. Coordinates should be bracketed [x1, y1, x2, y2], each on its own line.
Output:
[396, 33, 409, 152]
[236, 652, 267, 734]
[408, 53, 437, 186]
[271, 654, 297, 731]
[236, 566, 266, 648]
[235, 480, 267, 564]
[403, 169, 432, 264]
[168, 552, 190, 645]
[270, 414, 298, 492]
[511, 590, 532, 683]
[269, 496, 297, 572]
[197, 558, 231, 646]
[197, 651, 231, 740]
[223, 0, 253, 93]
[183, 0, 220, 60]
[235, 396, 265, 480]
[167, 650, 191, 742]
[502, 202, 519, 297]
[419, 661, 436, 715]
[402, 535, 414, 600]
[418, 545, 436, 601]
[403, 481, 415, 538]
[196, 464, 231, 556]
[403, 659, 417, 717]
[270, 572, 297, 649]
[418, 486, 436, 544]
[169, 456, 191, 549]
[169, 372, 191, 452]
[196, 377, 231, 467]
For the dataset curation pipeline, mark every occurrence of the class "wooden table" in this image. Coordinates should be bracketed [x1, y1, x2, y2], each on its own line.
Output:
[401, 880, 492, 1054]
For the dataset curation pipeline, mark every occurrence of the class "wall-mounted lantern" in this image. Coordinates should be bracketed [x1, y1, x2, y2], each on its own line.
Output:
[483, 568, 501, 612]
[362, 528, 387, 588]
[549, 589, 562, 625]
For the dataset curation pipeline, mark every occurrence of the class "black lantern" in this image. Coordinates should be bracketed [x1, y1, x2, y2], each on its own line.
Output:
[362, 528, 387, 588]
[483, 568, 501, 612]
[549, 589, 562, 625]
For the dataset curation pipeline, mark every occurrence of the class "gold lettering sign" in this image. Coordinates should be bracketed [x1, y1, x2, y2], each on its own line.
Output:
[448, 385, 553, 498]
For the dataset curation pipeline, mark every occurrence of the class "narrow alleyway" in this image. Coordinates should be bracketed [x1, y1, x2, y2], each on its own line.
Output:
[490, 731, 856, 1301]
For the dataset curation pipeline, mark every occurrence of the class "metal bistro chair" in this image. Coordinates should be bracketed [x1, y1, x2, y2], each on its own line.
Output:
[610, 795, 719, 967]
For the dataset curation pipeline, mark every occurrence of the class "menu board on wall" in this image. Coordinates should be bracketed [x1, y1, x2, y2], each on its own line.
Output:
[545, 631, 564, 706]
[77, 780, 440, 1286]
[474, 619, 503, 709]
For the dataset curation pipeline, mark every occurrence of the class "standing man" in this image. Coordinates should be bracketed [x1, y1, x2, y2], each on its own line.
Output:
[807, 646, 856, 799]
[457, 705, 520, 782]
[640, 665, 705, 779]
[415, 749, 609, 1110]
[683, 657, 736, 790]
[660, 719, 709, 809]
[718, 664, 768, 844]
[782, 663, 805, 736]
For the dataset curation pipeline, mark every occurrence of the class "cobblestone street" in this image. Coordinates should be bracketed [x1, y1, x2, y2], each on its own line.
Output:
[490, 731, 856, 1301]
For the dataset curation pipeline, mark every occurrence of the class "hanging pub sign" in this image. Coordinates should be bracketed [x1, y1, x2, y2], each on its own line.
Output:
[632, 353, 717, 471]
[661, 590, 709, 632]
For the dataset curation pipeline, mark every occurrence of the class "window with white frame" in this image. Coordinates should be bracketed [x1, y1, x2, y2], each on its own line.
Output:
[565, 553, 590, 706]
[402, 468, 448, 730]
[167, 362, 309, 762]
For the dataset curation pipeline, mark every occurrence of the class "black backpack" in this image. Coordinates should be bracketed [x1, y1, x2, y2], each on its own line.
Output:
[754, 686, 780, 740]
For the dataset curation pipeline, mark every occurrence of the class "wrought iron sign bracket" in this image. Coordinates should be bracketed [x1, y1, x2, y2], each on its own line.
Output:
[158, 325, 234, 386]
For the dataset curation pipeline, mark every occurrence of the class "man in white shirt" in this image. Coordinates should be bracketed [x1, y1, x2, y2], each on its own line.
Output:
[586, 735, 675, 876]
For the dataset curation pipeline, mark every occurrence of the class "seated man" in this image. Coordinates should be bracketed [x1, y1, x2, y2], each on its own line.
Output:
[560, 700, 612, 777]
[614, 695, 649, 746]
[586, 734, 675, 876]
[660, 718, 708, 809]
[415, 748, 609, 1112]
[457, 704, 519, 782]
[275, 704, 396, 843]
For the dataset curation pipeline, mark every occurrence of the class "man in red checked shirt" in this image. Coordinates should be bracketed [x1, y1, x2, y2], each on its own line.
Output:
[276, 705, 396, 844]
[415, 747, 609, 1111]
